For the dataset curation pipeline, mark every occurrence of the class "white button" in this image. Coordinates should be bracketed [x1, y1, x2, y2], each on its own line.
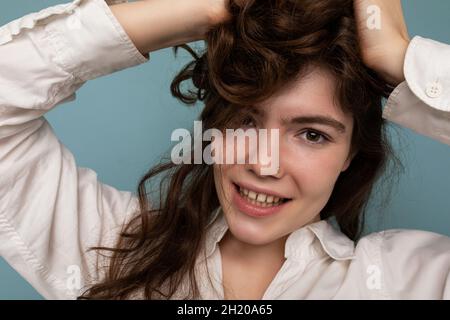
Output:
[426, 81, 442, 98]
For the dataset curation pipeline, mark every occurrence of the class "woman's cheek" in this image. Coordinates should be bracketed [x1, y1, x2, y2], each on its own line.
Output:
[289, 151, 344, 193]
[214, 163, 238, 204]
[213, 165, 227, 200]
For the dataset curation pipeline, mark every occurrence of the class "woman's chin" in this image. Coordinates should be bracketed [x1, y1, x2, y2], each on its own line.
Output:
[225, 214, 278, 246]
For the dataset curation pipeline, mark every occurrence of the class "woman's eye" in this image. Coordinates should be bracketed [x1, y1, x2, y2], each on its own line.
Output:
[297, 129, 329, 145]
[241, 117, 256, 128]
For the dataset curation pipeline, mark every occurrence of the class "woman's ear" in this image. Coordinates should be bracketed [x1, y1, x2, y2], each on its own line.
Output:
[341, 150, 357, 172]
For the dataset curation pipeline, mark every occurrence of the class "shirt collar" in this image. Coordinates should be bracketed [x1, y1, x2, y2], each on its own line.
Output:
[203, 207, 356, 262]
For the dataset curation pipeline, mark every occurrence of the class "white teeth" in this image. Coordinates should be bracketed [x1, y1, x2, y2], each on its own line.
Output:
[238, 186, 286, 206]
[256, 193, 267, 202]
[248, 190, 257, 200]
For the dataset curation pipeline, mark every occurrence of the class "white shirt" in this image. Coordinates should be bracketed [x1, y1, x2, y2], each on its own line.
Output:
[0, 0, 449, 300]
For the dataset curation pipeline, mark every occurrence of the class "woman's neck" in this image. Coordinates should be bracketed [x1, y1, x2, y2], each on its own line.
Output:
[218, 230, 289, 299]
[219, 230, 288, 265]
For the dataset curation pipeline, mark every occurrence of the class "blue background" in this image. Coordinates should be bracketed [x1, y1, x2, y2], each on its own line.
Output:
[0, 0, 449, 299]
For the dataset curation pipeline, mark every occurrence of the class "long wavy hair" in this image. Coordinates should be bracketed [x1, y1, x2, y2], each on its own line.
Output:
[79, 0, 402, 299]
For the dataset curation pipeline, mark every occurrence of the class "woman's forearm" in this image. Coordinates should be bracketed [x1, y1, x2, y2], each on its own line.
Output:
[109, 0, 213, 55]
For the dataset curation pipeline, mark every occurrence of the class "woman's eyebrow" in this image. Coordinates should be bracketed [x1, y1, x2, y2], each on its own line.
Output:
[280, 115, 347, 133]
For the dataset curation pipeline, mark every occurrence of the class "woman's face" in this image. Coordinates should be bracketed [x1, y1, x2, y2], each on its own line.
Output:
[213, 67, 355, 246]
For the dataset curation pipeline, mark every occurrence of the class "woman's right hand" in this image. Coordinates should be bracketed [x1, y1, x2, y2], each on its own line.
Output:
[353, 0, 410, 86]
[207, 0, 232, 27]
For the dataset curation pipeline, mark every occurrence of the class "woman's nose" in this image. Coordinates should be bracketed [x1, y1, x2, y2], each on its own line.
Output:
[246, 161, 283, 179]
[243, 128, 283, 177]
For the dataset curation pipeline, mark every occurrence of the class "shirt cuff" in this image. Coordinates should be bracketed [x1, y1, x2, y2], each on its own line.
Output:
[383, 81, 450, 146]
[43, 0, 148, 82]
[403, 35, 450, 112]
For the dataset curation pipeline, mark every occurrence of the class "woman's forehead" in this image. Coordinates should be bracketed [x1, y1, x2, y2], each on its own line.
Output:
[254, 68, 351, 125]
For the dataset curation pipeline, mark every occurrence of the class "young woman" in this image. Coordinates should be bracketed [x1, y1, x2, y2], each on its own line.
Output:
[0, 0, 449, 299]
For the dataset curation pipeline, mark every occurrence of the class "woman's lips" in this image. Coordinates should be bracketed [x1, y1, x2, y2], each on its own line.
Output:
[231, 183, 291, 218]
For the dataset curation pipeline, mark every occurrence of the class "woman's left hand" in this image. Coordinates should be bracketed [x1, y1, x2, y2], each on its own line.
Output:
[354, 0, 410, 86]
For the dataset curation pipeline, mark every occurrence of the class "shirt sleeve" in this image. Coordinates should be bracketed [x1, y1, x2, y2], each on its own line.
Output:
[378, 230, 450, 299]
[382, 36, 450, 146]
[0, 0, 148, 299]
[355, 229, 450, 299]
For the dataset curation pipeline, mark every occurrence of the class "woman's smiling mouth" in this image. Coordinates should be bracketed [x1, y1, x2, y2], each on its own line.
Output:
[232, 182, 292, 217]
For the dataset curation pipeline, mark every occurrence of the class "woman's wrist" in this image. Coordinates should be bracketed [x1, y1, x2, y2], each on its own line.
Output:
[389, 39, 410, 86]
[379, 39, 410, 87]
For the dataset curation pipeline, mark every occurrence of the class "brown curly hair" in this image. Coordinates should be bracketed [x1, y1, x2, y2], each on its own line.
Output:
[79, 0, 402, 299]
